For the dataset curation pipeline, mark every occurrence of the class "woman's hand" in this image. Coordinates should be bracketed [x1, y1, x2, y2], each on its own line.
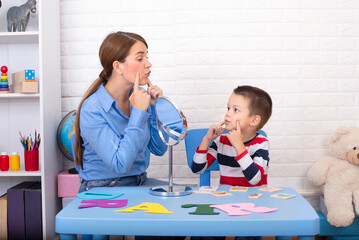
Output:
[129, 73, 151, 111]
[147, 79, 163, 106]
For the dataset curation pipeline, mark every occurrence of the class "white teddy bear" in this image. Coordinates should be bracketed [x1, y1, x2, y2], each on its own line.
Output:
[307, 126, 359, 227]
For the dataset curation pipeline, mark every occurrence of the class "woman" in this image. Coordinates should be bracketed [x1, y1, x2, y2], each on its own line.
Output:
[74, 31, 167, 193]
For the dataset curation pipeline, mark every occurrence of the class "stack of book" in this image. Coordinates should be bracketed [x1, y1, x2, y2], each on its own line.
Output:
[0, 181, 42, 240]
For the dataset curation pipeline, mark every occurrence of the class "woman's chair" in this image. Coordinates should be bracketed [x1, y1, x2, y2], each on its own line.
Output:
[184, 128, 267, 187]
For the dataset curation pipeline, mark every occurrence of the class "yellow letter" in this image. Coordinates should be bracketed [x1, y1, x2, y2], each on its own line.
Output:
[115, 202, 173, 214]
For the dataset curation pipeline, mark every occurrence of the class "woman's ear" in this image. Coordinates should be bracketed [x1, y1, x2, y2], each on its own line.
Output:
[112, 61, 123, 75]
[250, 115, 261, 128]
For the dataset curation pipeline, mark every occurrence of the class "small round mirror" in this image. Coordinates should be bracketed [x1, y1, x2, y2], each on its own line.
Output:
[155, 96, 188, 146]
[150, 96, 191, 197]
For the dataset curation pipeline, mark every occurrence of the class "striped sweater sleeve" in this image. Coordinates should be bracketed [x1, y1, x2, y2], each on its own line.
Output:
[235, 137, 269, 185]
[191, 138, 219, 174]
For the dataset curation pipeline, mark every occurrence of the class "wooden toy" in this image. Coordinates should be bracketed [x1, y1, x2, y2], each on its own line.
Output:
[0, 65, 10, 93]
[1, 66, 8, 73]
[11, 69, 38, 93]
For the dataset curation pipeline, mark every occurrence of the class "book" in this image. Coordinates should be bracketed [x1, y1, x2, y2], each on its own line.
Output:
[25, 182, 42, 240]
[0, 193, 7, 240]
[7, 181, 38, 240]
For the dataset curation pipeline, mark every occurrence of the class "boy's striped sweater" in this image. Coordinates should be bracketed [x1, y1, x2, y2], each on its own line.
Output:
[191, 133, 269, 187]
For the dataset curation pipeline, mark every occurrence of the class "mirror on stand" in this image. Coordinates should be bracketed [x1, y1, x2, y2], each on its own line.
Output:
[150, 96, 192, 197]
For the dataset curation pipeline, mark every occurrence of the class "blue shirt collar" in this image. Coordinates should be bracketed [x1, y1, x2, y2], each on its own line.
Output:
[95, 84, 115, 112]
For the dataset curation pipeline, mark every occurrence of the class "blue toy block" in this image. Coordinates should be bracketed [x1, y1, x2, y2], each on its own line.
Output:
[25, 70, 35, 80]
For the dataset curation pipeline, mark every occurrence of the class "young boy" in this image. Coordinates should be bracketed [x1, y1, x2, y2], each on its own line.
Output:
[191, 85, 272, 187]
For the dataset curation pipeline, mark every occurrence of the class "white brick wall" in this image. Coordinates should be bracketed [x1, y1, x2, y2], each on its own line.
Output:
[59, 0, 359, 203]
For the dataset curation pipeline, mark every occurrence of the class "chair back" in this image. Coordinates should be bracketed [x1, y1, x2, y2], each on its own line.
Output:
[185, 128, 267, 186]
[185, 128, 219, 186]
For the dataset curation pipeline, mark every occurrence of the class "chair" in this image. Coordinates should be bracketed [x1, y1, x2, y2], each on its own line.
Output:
[185, 128, 267, 187]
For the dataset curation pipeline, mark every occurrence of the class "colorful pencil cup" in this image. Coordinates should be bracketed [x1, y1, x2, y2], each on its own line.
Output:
[24, 150, 39, 171]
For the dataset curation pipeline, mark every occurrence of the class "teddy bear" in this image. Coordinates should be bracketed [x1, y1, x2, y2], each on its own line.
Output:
[307, 126, 359, 227]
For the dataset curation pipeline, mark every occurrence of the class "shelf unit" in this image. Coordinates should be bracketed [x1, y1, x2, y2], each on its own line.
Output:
[0, 32, 39, 43]
[0, 1, 62, 239]
[0, 93, 40, 98]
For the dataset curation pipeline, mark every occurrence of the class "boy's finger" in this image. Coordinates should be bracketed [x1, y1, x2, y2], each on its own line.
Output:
[134, 72, 140, 91]
[236, 120, 240, 131]
[219, 120, 225, 126]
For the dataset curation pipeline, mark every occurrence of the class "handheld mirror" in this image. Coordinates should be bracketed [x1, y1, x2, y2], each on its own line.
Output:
[150, 96, 191, 197]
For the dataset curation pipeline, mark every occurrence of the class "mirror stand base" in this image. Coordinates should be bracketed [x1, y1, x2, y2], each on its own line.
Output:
[149, 186, 192, 197]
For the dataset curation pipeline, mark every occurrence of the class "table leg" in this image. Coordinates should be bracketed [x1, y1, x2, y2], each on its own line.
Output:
[92, 235, 109, 240]
[82, 235, 110, 240]
[297, 237, 315, 240]
[275, 237, 291, 240]
[60, 234, 77, 240]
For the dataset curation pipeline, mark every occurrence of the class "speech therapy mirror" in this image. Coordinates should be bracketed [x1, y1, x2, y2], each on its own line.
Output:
[150, 96, 191, 197]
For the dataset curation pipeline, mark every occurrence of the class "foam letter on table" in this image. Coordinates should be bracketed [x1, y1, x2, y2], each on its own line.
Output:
[210, 203, 277, 216]
[77, 191, 124, 200]
[181, 204, 220, 215]
[78, 199, 128, 209]
[115, 202, 173, 214]
[233, 203, 277, 213]
[210, 204, 253, 216]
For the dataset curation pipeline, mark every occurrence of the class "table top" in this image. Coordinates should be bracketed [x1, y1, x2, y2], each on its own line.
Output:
[56, 186, 319, 237]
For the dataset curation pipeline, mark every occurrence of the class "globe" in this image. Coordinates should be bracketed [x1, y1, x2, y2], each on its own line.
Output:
[57, 110, 76, 161]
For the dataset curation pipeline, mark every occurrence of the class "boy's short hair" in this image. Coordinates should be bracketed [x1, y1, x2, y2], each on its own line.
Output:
[233, 85, 272, 130]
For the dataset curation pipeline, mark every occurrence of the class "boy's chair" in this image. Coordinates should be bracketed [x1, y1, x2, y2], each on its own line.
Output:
[185, 128, 267, 187]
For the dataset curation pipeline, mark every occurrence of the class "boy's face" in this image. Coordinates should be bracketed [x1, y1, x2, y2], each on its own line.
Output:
[224, 93, 253, 132]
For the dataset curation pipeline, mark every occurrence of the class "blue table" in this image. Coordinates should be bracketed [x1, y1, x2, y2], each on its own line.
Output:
[55, 187, 319, 240]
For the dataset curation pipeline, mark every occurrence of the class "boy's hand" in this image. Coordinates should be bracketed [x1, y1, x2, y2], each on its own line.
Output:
[226, 120, 246, 155]
[129, 73, 151, 111]
[198, 121, 226, 151]
[205, 121, 226, 141]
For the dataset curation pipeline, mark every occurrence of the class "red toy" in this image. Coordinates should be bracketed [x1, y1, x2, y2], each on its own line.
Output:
[0, 65, 10, 93]
[1, 66, 8, 73]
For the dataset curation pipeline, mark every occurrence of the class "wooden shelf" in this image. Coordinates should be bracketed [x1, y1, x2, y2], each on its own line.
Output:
[0, 2, 61, 239]
[0, 93, 40, 98]
[0, 170, 41, 177]
[0, 32, 39, 44]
